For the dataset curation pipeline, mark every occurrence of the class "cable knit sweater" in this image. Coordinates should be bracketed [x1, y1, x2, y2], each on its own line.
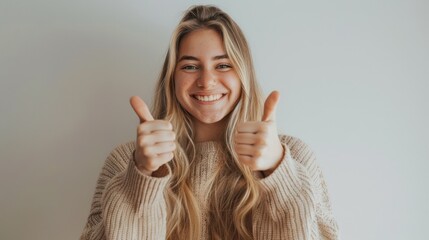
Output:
[80, 135, 339, 239]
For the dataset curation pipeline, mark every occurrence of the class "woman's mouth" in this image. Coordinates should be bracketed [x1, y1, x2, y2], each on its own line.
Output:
[192, 93, 226, 102]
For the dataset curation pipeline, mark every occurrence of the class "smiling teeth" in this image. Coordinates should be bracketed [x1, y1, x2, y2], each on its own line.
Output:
[194, 94, 223, 102]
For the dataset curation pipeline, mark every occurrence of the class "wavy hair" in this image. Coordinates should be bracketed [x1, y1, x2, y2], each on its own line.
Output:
[151, 5, 264, 240]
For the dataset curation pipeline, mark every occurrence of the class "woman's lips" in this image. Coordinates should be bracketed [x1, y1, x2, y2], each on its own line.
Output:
[191, 93, 227, 103]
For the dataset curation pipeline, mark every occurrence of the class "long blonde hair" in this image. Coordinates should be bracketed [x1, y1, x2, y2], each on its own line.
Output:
[152, 5, 264, 239]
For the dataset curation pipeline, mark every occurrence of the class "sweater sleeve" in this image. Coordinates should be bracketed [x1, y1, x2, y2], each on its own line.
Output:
[253, 135, 339, 240]
[79, 142, 171, 240]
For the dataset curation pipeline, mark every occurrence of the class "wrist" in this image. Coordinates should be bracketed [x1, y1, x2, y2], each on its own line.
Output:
[133, 150, 153, 176]
[262, 143, 285, 177]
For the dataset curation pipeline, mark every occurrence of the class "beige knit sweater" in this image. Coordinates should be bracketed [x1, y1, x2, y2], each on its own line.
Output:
[80, 135, 339, 240]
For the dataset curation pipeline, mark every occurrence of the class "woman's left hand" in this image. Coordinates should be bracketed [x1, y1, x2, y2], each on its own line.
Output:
[234, 91, 284, 176]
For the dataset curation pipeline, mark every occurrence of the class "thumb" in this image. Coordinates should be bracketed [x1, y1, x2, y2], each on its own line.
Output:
[262, 91, 280, 122]
[129, 96, 155, 123]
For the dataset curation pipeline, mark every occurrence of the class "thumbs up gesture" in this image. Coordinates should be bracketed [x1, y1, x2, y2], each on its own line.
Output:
[234, 91, 284, 176]
[129, 96, 176, 176]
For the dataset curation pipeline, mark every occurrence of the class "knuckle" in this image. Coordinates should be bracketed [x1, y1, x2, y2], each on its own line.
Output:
[254, 151, 262, 158]
[259, 132, 268, 140]
[139, 135, 151, 146]
[137, 125, 144, 135]
[137, 137, 144, 147]
[159, 120, 172, 130]
[234, 133, 241, 140]
[257, 138, 266, 146]
[138, 123, 151, 135]
[258, 123, 268, 133]
[170, 132, 176, 140]
[139, 135, 147, 144]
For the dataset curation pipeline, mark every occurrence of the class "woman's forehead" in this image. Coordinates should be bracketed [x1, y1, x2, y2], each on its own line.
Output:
[177, 29, 226, 59]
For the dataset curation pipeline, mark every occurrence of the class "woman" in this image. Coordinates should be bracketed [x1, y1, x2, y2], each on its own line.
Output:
[80, 5, 339, 240]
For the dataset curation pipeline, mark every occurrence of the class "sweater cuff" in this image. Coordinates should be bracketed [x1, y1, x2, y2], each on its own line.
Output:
[259, 142, 304, 199]
[121, 158, 171, 216]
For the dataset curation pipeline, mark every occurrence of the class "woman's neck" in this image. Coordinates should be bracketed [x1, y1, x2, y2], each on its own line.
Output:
[193, 117, 228, 142]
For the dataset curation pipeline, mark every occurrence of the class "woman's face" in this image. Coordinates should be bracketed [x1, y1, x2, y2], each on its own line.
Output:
[174, 28, 241, 125]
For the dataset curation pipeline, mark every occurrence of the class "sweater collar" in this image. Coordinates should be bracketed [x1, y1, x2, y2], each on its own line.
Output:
[195, 141, 223, 153]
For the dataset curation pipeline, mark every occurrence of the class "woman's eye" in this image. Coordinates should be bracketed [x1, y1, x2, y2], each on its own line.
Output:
[182, 65, 198, 71]
[217, 64, 232, 70]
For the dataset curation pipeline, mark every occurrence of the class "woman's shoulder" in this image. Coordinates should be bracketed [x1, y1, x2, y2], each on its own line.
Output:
[278, 134, 317, 167]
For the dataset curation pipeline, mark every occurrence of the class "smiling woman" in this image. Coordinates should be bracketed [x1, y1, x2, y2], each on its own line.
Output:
[80, 5, 339, 240]
[174, 28, 242, 138]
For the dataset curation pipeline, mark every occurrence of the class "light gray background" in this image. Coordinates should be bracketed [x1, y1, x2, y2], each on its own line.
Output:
[1, 0, 428, 239]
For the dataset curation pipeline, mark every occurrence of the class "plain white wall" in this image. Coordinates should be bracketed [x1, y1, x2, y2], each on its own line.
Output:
[1, 0, 428, 239]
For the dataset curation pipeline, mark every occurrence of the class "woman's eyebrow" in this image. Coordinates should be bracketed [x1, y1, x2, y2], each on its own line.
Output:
[177, 54, 229, 62]
[178, 55, 199, 62]
[213, 54, 228, 60]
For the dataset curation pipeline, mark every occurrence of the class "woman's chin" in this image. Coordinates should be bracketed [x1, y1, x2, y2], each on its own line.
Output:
[192, 114, 228, 125]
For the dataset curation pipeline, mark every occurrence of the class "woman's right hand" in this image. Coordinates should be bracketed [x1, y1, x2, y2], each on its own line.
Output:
[129, 96, 176, 176]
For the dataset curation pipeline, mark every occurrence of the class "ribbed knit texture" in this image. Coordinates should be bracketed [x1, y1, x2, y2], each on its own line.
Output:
[80, 135, 339, 240]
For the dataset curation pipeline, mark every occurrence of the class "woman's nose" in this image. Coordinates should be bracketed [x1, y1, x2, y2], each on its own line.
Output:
[196, 68, 216, 88]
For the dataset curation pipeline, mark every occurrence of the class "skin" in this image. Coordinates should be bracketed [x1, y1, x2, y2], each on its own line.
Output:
[130, 29, 284, 177]
[174, 29, 242, 142]
[130, 96, 176, 176]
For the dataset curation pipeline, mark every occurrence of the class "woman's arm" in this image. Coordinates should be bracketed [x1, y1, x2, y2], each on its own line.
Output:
[80, 142, 171, 240]
[253, 135, 339, 240]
